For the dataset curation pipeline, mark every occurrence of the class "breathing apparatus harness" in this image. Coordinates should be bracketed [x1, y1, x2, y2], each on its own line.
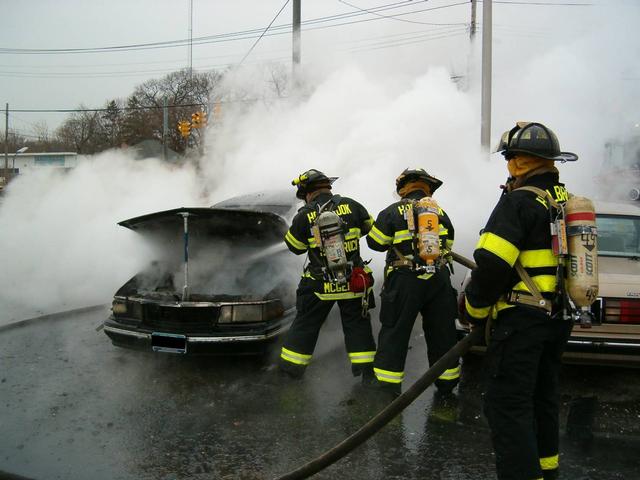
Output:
[305, 195, 373, 316]
[509, 186, 598, 327]
[390, 196, 452, 277]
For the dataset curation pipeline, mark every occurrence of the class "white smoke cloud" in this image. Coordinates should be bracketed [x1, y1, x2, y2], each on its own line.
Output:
[0, 152, 203, 322]
[0, 0, 637, 323]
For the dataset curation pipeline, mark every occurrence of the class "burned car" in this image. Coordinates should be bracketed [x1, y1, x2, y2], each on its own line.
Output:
[103, 191, 302, 355]
[457, 200, 640, 367]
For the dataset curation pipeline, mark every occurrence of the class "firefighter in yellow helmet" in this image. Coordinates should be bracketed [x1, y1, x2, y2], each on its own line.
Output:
[278, 169, 377, 381]
[464, 122, 578, 480]
[366, 168, 460, 396]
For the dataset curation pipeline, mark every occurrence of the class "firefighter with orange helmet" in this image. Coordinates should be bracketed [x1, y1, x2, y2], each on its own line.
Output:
[366, 168, 460, 395]
[464, 122, 578, 480]
[278, 169, 377, 380]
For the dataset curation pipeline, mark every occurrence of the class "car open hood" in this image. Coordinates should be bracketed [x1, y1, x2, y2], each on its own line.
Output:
[118, 207, 288, 241]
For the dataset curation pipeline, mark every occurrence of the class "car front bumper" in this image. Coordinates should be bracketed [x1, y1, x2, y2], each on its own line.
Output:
[103, 308, 294, 355]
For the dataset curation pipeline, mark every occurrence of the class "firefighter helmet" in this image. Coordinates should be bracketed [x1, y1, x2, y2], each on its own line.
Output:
[395, 168, 443, 194]
[291, 169, 338, 200]
[495, 122, 578, 162]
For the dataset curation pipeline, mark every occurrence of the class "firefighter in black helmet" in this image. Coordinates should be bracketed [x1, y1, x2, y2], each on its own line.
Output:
[279, 169, 377, 381]
[366, 168, 460, 395]
[464, 122, 577, 480]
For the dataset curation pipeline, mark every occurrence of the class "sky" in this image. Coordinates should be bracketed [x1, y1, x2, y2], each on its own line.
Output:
[1, 0, 639, 321]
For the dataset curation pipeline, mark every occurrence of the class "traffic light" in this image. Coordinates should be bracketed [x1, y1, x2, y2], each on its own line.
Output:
[191, 112, 201, 129]
[191, 111, 207, 129]
[178, 120, 191, 138]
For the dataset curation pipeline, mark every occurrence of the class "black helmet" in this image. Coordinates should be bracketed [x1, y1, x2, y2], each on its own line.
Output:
[291, 169, 338, 200]
[395, 168, 443, 194]
[495, 122, 578, 162]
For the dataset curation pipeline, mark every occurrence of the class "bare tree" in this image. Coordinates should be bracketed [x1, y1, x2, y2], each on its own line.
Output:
[55, 107, 102, 154]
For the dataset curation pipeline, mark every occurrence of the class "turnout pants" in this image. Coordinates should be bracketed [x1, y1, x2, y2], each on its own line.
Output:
[373, 268, 460, 389]
[280, 280, 376, 376]
[484, 307, 573, 480]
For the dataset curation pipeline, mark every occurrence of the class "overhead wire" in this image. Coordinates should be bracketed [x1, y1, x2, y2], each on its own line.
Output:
[337, 0, 467, 26]
[237, 0, 291, 67]
[0, 0, 463, 55]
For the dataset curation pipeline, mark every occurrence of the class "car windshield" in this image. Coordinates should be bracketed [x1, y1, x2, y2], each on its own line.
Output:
[596, 214, 640, 258]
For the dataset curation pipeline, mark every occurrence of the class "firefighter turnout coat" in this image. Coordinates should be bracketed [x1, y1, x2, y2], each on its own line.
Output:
[280, 192, 377, 375]
[464, 170, 573, 480]
[366, 190, 460, 390]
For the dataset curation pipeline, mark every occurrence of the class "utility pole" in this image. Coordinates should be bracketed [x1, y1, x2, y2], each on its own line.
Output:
[292, 0, 301, 84]
[189, 0, 193, 77]
[480, 0, 492, 151]
[470, 0, 477, 41]
[162, 97, 169, 162]
[3, 103, 8, 185]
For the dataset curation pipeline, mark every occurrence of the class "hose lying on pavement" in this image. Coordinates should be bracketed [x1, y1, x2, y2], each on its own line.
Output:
[273, 252, 481, 480]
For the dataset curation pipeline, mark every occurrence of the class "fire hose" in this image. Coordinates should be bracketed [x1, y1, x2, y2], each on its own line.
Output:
[273, 252, 482, 480]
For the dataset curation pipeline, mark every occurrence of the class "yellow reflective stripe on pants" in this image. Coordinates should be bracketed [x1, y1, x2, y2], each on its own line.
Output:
[438, 365, 461, 381]
[281, 347, 312, 366]
[476, 232, 520, 267]
[374, 367, 404, 384]
[348, 351, 375, 364]
[540, 454, 559, 470]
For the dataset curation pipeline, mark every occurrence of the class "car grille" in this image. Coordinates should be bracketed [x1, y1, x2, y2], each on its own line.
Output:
[140, 304, 220, 334]
[599, 298, 640, 324]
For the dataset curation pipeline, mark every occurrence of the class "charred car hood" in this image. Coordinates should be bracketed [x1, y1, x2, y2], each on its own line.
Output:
[118, 207, 288, 241]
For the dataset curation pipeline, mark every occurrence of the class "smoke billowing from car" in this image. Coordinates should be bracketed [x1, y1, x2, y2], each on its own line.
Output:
[0, 2, 637, 324]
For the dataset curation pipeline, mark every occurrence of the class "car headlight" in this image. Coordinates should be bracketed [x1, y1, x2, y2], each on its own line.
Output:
[112, 299, 127, 315]
[218, 301, 284, 324]
[111, 299, 143, 321]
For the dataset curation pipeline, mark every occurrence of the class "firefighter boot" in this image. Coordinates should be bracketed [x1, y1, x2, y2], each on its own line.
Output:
[278, 358, 306, 380]
[365, 379, 401, 398]
[434, 377, 459, 395]
[354, 363, 376, 385]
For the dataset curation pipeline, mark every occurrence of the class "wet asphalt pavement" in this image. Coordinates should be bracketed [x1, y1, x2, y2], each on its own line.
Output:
[1, 307, 639, 480]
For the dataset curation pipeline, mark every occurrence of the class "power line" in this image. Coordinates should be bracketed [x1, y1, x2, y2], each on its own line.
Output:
[0, 0, 462, 55]
[0, 23, 470, 80]
[337, 0, 467, 26]
[8, 103, 207, 114]
[237, 0, 291, 67]
[348, 28, 469, 53]
[491, 1, 592, 4]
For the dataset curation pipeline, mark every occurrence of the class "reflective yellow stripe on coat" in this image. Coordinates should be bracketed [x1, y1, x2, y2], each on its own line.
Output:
[476, 232, 520, 267]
